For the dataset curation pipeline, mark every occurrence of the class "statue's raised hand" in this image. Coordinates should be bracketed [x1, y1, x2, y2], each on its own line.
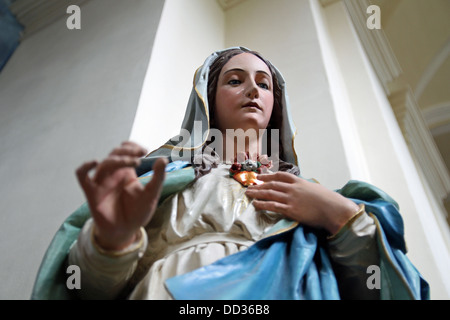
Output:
[76, 141, 167, 250]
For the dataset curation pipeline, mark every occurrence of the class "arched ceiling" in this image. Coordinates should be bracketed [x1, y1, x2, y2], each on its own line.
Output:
[375, 0, 450, 134]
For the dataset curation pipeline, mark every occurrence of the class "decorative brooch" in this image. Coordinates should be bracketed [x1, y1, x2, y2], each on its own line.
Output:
[229, 153, 272, 187]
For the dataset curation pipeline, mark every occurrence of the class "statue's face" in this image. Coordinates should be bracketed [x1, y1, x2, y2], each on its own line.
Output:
[214, 53, 274, 133]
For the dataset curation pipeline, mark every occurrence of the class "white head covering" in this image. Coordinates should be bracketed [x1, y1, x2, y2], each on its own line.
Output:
[136, 47, 298, 176]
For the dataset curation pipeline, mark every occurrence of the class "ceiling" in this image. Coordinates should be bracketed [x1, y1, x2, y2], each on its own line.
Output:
[376, 0, 450, 132]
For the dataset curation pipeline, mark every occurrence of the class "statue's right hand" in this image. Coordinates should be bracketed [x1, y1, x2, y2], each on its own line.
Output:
[75, 141, 167, 250]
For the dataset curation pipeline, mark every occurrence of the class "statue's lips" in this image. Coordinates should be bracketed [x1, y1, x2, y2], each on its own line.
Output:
[242, 102, 261, 110]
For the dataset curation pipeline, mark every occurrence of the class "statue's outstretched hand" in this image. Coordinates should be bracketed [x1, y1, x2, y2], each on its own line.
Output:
[76, 141, 167, 250]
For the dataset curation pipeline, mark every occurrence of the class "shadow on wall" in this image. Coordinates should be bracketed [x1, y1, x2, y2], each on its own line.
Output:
[0, 0, 23, 72]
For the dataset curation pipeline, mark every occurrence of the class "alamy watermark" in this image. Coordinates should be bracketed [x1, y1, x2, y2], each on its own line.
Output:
[168, 121, 280, 170]
[66, 4, 380, 31]
[66, 5, 81, 30]
[66, 265, 81, 290]
[367, 265, 381, 290]
[367, 5, 381, 30]
[66, 264, 381, 291]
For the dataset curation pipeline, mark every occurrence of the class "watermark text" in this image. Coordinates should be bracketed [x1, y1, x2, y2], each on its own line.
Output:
[66, 5, 81, 30]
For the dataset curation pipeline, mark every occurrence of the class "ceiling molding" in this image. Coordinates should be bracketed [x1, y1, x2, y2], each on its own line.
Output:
[390, 88, 450, 201]
[414, 38, 450, 100]
[216, 0, 248, 11]
[343, 0, 403, 95]
[319, 0, 341, 7]
[422, 101, 450, 130]
[431, 122, 450, 137]
[10, 0, 91, 39]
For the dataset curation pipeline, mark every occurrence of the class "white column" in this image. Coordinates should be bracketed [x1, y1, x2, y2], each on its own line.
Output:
[130, 0, 225, 152]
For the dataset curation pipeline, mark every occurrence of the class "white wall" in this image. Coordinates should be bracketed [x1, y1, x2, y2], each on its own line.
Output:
[130, 0, 225, 152]
[0, 0, 164, 299]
